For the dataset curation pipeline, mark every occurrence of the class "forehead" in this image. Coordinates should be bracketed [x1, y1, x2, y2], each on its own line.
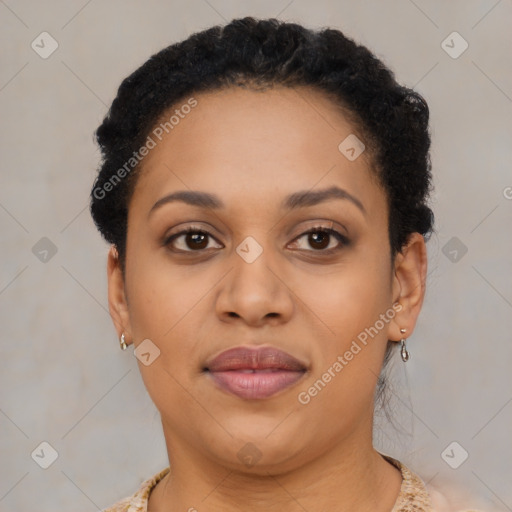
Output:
[131, 85, 385, 219]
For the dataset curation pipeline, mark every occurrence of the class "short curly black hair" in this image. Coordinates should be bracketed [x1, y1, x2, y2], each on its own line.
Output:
[90, 16, 435, 419]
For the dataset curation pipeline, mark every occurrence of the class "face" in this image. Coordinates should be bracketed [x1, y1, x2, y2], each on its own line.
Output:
[108, 85, 425, 474]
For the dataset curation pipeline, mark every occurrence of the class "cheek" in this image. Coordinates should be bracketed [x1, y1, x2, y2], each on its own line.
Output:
[125, 240, 202, 339]
[294, 251, 392, 403]
[128, 284, 178, 338]
[123, 251, 200, 388]
[294, 275, 391, 430]
[126, 275, 205, 420]
[297, 257, 390, 340]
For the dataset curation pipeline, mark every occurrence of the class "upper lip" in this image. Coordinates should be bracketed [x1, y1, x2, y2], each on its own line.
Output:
[204, 346, 307, 372]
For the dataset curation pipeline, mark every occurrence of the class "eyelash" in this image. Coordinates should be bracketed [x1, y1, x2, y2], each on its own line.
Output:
[164, 225, 349, 254]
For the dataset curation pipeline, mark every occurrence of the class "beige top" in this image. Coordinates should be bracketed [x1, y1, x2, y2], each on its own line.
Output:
[102, 454, 486, 512]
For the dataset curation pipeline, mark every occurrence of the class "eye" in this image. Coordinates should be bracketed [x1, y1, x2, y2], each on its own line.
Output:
[164, 225, 349, 254]
[290, 226, 349, 252]
[164, 226, 223, 252]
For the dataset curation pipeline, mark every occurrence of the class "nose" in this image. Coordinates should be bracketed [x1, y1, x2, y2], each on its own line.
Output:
[215, 243, 294, 327]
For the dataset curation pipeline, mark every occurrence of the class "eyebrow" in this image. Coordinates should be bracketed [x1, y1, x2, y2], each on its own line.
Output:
[148, 185, 367, 217]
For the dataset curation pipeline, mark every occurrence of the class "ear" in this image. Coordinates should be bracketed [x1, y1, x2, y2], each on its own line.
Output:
[107, 245, 133, 347]
[388, 232, 428, 341]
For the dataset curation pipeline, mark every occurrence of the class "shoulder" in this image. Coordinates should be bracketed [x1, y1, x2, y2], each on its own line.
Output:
[103, 495, 132, 512]
[426, 479, 495, 512]
[102, 467, 170, 512]
[381, 453, 493, 512]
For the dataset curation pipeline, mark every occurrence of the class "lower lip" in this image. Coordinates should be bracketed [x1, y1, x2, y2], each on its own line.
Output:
[206, 369, 306, 399]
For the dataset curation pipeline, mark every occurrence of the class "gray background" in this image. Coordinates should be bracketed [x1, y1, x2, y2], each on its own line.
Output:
[1, 1, 511, 510]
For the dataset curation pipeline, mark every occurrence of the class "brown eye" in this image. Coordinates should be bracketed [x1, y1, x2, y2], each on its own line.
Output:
[292, 227, 348, 252]
[184, 231, 208, 250]
[308, 231, 330, 250]
[165, 227, 222, 252]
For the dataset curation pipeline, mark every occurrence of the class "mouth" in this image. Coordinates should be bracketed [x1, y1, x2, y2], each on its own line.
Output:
[203, 346, 308, 400]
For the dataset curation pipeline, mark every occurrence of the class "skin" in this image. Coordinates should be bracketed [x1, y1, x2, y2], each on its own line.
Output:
[107, 85, 427, 511]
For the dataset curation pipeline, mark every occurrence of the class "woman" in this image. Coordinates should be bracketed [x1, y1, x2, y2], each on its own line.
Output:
[90, 17, 483, 512]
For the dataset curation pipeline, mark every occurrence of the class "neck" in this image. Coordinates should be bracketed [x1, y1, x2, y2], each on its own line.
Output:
[148, 424, 402, 512]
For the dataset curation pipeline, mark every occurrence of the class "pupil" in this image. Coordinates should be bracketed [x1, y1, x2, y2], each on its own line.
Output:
[188, 232, 207, 249]
[310, 231, 329, 249]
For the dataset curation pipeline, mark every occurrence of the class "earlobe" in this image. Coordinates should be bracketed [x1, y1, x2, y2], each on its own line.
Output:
[107, 246, 132, 346]
[389, 233, 428, 342]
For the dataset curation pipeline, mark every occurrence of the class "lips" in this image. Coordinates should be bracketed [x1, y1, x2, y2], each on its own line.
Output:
[205, 346, 307, 372]
[204, 346, 308, 400]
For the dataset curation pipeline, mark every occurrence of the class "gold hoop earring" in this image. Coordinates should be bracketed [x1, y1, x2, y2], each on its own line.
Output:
[120, 333, 128, 351]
